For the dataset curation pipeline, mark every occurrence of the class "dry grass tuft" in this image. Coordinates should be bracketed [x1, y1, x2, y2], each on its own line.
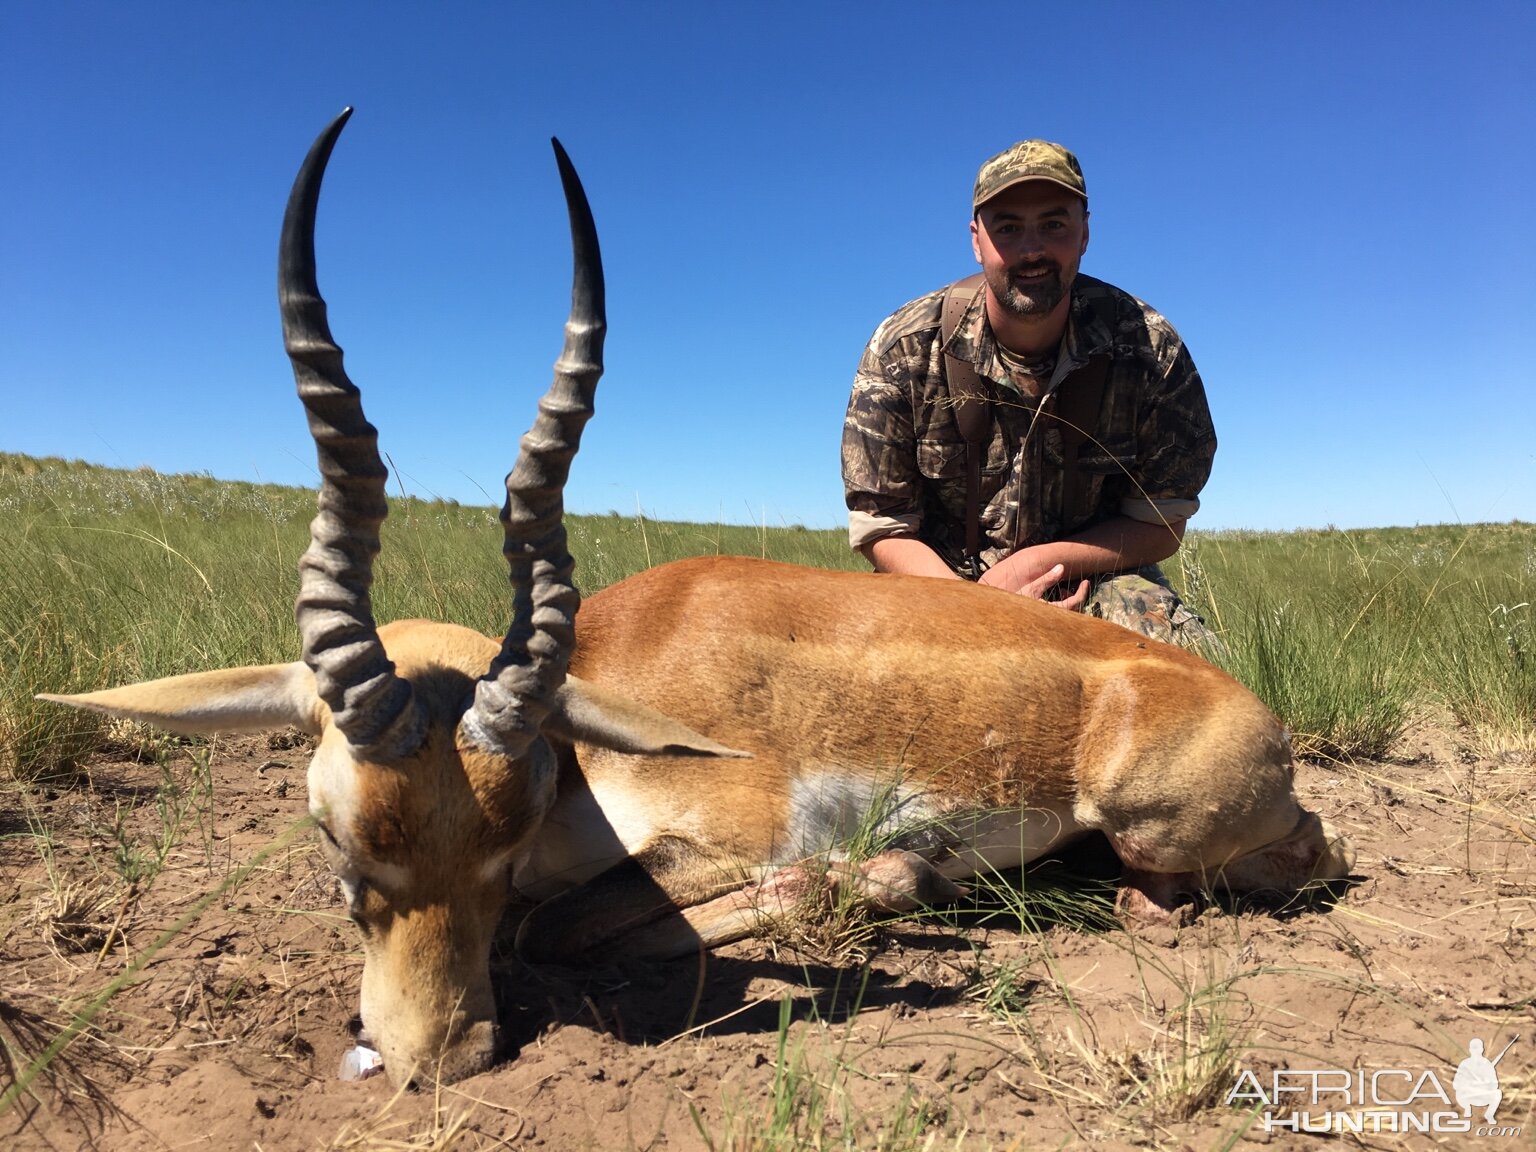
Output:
[33, 880, 125, 957]
[759, 870, 883, 970]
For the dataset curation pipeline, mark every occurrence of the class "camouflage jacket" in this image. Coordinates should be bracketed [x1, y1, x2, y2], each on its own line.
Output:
[842, 274, 1216, 576]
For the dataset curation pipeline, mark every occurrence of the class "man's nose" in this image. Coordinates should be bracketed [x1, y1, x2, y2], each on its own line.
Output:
[1009, 227, 1046, 258]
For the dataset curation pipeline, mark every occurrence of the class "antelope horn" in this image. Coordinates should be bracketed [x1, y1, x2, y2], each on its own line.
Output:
[462, 139, 605, 756]
[279, 108, 422, 756]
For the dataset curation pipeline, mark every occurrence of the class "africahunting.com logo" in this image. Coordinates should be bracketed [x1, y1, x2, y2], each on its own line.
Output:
[1227, 1035, 1522, 1136]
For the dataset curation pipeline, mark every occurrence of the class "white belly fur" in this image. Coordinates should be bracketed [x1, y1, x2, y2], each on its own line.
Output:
[781, 769, 1085, 875]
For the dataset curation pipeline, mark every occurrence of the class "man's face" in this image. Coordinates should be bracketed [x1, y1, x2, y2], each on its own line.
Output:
[970, 183, 1090, 319]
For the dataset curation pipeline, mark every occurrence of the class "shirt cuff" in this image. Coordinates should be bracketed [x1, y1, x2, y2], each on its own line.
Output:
[848, 509, 923, 551]
[1120, 494, 1200, 526]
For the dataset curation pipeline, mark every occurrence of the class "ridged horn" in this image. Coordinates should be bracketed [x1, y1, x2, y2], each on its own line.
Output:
[462, 139, 605, 757]
[279, 108, 422, 756]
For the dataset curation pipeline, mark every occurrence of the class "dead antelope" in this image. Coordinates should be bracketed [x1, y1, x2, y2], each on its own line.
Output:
[42, 111, 1355, 1087]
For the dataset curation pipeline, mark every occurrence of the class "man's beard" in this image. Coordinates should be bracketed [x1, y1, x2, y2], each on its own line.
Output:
[989, 262, 1065, 317]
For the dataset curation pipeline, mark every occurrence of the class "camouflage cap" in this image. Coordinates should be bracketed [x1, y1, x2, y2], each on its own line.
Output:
[973, 140, 1086, 210]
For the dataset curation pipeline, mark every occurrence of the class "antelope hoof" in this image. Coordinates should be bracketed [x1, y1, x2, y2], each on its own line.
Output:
[834, 849, 968, 913]
[1315, 819, 1357, 880]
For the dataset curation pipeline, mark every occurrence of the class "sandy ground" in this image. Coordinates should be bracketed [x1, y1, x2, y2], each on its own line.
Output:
[2, 721, 1531, 1151]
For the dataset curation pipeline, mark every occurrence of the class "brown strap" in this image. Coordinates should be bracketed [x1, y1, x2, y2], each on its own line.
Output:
[940, 274, 986, 576]
[1052, 355, 1109, 527]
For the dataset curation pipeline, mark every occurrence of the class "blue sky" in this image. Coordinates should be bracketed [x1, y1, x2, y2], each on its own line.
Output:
[5, 2, 1533, 532]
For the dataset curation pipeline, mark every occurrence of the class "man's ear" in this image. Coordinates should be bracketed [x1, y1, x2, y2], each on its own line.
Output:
[970, 215, 983, 264]
[38, 662, 326, 736]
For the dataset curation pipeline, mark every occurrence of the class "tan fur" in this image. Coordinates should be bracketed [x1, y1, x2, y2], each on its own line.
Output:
[516, 554, 1353, 955]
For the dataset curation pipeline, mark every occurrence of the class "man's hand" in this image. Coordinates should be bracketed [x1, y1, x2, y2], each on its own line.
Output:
[976, 517, 1187, 609]
[981, 558, 1089, 610]
[1021, 564, 1090, 610]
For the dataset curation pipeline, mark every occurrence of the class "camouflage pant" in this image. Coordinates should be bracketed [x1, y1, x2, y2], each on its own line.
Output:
[1061, 564, 1220, 655]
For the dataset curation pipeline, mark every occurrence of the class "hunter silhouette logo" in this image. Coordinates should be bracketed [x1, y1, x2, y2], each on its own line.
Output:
[1455, 1035, 1518, 1124]
[1227, 1034, 1523, 1136]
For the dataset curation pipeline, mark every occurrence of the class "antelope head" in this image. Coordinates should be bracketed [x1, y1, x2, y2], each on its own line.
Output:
[39, 110, 741, 1085]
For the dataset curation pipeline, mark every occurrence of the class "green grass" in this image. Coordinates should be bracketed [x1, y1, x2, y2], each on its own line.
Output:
[1174, 524, 1535, 760]
[3, 452, 1533, 782]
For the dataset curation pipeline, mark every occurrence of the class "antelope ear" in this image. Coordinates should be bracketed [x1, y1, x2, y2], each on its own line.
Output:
[38, 662, 326, 737]
[546, 677, 750, 759]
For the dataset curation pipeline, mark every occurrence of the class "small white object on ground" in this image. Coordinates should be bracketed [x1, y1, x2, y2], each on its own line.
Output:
[338, 1044, 385, 1081]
